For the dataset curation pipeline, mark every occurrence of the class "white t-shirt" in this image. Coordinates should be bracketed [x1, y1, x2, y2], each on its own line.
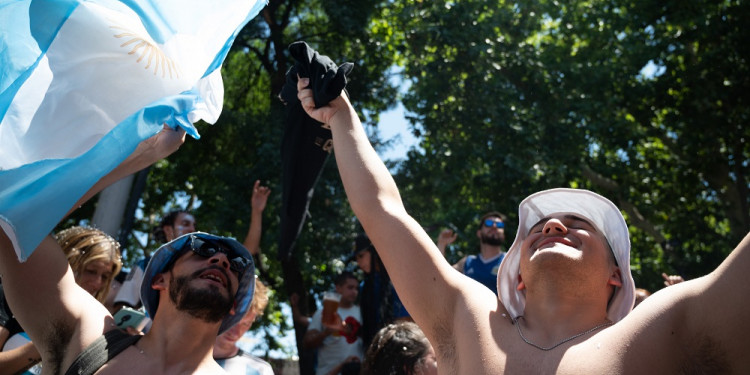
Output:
[309, 305, 364, 375]
[113, 259, 147, 308]
[215, 349, 274, 375]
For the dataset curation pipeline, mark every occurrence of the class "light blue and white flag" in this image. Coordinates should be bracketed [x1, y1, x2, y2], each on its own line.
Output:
[0, 0, 266, 261]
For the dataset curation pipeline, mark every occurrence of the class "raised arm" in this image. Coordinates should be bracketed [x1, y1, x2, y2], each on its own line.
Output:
[66, 124, 186, 217]
[296, 78, 467, 333]
[0, 125, 185, 372]
[627, 231, 750, 372]
[436, 228, 457, 256]
[243, 180, 270, 256]
[0, 233, 110, 373]
[691, 232, 750, 369]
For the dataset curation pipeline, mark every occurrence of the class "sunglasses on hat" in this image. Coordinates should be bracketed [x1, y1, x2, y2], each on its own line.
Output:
[184, 234, 251, 275]
[484, 219, 505, 229]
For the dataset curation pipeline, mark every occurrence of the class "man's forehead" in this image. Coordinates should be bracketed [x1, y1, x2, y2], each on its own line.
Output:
[176, 212, 195, 223]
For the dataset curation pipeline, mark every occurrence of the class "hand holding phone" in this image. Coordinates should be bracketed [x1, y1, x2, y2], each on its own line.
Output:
[113, 307, 150, 332]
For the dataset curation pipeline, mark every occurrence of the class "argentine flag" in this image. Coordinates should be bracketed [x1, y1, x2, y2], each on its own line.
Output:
[0, 0, 266, 261]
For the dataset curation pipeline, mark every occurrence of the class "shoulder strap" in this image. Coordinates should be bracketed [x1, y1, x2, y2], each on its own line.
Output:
[64, 329, 141, 375]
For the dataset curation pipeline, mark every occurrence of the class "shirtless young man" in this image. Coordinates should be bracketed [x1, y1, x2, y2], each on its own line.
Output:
[0, 128, 257, 374]
[296, 76, 750, 374]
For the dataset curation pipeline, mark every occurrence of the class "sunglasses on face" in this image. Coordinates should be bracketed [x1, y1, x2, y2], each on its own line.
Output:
[484, 219, 505, 229]
[185, 235, 251, 275]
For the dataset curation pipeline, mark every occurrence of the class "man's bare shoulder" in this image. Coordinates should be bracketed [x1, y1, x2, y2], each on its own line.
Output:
[428, 288, 512, 373]
[93, 346, 229, 374]
[558, 289, 731, 375]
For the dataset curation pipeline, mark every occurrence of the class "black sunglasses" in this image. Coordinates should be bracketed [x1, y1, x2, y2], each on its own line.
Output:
[184, 234, 251, 275]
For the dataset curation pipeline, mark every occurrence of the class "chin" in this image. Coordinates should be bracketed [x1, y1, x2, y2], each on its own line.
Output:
[529, 247, 583, 265]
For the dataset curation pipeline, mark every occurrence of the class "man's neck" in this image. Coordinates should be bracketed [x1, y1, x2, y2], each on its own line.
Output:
[213, 342, 239, 359]
[519, 284, 610, 341]
[137, 313, 223, 372]
[478, 243, 504, 260]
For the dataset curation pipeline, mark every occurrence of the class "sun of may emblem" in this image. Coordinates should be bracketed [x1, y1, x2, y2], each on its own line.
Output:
[110, 24, 180, 79]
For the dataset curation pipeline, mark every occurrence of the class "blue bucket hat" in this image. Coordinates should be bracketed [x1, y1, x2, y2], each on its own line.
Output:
[140, 232, 256, 334]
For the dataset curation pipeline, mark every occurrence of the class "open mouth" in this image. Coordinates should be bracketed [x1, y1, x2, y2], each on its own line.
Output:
[534, 237, 576, 251]
[198, 268, 228, 288]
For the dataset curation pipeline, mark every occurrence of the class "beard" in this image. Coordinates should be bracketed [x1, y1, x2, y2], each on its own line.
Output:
[480, 233, 505, 246]
[169, 268, 234, 323]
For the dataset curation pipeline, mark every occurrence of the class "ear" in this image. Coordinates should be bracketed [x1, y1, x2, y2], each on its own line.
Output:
[476, 229, 482, 240]
[151, 273, 167, 291]
[607, 267, 623, 288]
[516, 274, 526, 291]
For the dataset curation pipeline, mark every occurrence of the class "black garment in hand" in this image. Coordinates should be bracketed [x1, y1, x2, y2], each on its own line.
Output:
[277, 41, 353, 260]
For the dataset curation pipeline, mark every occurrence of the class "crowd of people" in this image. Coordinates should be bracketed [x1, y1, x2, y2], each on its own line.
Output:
[1, 52, 748, 375]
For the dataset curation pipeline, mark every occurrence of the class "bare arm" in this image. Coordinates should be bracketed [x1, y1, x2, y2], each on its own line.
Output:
[436, 229, 457, 256]
[0, 233, 111, 373]
[689, 232, 750, 369]
[0, 125, 185, 371]
[629, 232, 750, 372]
[302, 327, 332, 349]
[0, 338, 41, 375]
[66, 125, 186, 217]
[296, 78, 465, 336]
[243, 180, 270, 256]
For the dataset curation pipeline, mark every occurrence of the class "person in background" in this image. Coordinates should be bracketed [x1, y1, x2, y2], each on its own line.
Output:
[1, 226, 122, 375]
[437, 211, 508, 295]
[303, 272, 364, 375]
[360, 321, 438, 375]
[351, 233, 411, 348]
[112, 209, 196, 311]
[633, 288, 651, 308]
[662, 273, 685, 286]
[634, 273, 685, 308]
[214, 278, 274, 375]
[113, 180, 270, 312]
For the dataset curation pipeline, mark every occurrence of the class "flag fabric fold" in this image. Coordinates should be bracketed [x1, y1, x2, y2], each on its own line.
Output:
[0, 0, 266, 261]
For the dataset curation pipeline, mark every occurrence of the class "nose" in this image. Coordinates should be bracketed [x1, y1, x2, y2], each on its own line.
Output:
[84, 276, 103, 296]
[208, 251, 231, 271]
[542, 218, 568, 236]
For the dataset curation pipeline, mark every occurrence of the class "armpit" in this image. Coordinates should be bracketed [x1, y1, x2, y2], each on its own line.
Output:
[44, 318, 75, 375]
[679, 334, 729, 375]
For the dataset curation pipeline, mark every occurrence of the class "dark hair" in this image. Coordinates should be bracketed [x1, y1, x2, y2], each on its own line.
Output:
[356, 234, 395, 347]
[153, 210, 190, 243]
[361, 322, 432, 375]
[478, 211, 508, 230]
[334, 271, 358, 287]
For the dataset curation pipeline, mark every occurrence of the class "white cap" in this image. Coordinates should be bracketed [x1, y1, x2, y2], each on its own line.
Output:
[497, 188, 635, 322]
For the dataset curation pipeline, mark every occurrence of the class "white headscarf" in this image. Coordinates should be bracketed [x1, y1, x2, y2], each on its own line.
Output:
[497, 188, 635, 323]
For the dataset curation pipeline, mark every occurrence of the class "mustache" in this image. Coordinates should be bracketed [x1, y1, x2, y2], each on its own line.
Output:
[190, 265, 233, 290]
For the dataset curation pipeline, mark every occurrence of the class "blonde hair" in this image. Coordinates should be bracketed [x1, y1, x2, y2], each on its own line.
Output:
[55, 226, 122, 303]
[250, 278, 270, 317]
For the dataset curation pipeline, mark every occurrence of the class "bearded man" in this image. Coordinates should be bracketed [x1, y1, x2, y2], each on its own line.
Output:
[437, 212, 508, 294]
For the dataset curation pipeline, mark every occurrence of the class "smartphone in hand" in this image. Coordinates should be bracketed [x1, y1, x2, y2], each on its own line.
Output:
[113, 307, 150, 332]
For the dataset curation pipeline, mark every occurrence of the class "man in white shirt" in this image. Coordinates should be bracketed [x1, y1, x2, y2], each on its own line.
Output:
[303, 272, 363, 375]
[214, 278, 274, 375]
